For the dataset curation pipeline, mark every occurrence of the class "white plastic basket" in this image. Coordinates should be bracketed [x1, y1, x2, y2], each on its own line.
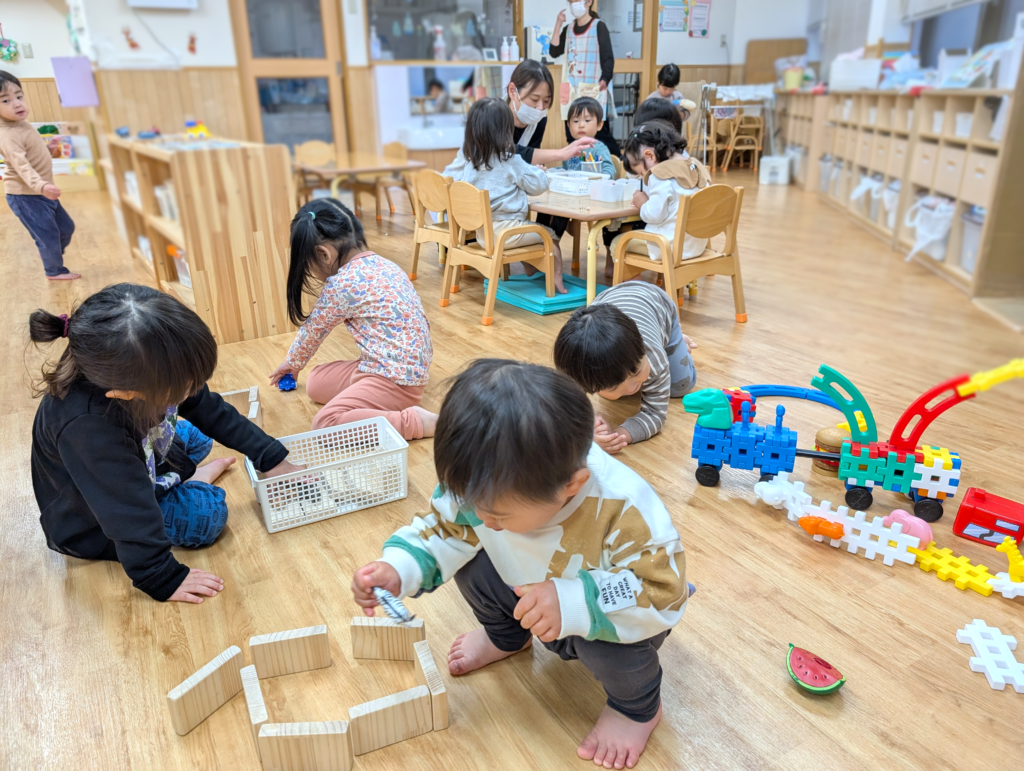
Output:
[245, 417, 408, 533]
[548, 170, 606, 196]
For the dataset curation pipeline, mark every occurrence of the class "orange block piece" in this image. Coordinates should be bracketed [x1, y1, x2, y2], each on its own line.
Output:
[799, 516, 845, 540]
[908, 542, 994, 596]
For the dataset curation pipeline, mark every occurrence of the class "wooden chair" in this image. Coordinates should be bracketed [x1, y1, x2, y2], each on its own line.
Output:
[441, 181, 555, 326]
[723, 114, 763, 172]
[410, 169, 452, 280]
[293, 140, 335, 206]
[375, 142, 416, 219]
[612, 184, 747, 322]
[610, 154, 626, 180]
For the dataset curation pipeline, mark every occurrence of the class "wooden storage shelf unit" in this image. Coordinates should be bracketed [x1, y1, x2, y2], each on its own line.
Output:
[106, 134, 297, 343]
[775, 91, 828, 190]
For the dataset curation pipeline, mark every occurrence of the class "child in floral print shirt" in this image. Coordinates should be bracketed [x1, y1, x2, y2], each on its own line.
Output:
[270, 199, 437, 439]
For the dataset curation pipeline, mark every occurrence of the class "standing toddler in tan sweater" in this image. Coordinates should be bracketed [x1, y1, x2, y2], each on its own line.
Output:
[0, 71, 78, 280]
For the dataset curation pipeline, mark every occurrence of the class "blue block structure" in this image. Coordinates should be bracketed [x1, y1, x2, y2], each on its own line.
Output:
[691, 425, 731, 468]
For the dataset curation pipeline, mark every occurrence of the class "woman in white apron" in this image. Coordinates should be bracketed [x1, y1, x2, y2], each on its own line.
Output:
[549, 0, 620, 155]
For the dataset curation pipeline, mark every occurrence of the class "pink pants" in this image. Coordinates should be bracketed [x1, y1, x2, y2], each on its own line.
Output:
[306, 360, 425, 440]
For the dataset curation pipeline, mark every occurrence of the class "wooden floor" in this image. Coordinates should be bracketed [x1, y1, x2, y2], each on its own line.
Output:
[2, 176, 1022, 771]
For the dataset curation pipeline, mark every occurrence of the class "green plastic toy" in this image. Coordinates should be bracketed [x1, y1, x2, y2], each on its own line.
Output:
[682, 388, 734, 430]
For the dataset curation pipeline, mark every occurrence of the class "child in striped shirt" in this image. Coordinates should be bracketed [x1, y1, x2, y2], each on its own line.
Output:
[351, 359, 692, 770]
[554, 281, 697, 453]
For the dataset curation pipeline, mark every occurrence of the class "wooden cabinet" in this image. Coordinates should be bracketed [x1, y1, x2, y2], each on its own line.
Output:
[933, 146, 966, 198]
[835, 127, 848, 159]
[959, 150, 998, 208]
[887, 138, 909, 178]
[870, 134, 890, 173]
[910, 141, 939, 188]
[856, 131, 874, 167]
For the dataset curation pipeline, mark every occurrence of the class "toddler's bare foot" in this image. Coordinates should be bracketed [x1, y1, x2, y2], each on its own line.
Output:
[189, 457, 235, 485]
[447, 628, 531, 675]
[554, 275, 568, 294]
[412, 405, 438, 437]
[522, 263, 538, 277]
[577, 703, 662, 769]
[46, 272, 81, 281]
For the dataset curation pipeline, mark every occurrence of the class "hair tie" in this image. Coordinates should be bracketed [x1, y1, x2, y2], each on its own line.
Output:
[309, 210, 316, 220]
[59, 313, 69, 338]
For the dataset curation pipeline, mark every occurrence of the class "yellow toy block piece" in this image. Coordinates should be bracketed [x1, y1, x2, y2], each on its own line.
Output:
[909, 542, 995, 596]
[837, 411, 869, 434]
[997, 537, 1024, 583]
[956, 358, 1024, 397]
[920, 446, 954, 470]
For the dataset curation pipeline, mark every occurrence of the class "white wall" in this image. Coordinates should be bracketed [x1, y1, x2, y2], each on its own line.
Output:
[342, 0, 368, 66]
[656, 0, 736, 65]
[731, 0, 810, 64]
[77, 0, 237, 69]
[1, 0, 75, 79]
[868, 0, 912, 44]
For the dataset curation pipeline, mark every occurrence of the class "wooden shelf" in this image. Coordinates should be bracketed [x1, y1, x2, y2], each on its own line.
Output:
[970, 138, 1001, 151]
[161, 279, 195, 308]
[131, 247, 156, 278]
[973, 297, 1024, 333]
[123, 195, 143, 214]
[147, 215, 185, 248]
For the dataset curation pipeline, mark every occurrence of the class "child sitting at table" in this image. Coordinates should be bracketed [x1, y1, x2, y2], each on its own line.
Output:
[554, 281, 698, 452]
[614, 121, 711, 264]
[428, 79, 451, 113]
[443, 97, 568, 294]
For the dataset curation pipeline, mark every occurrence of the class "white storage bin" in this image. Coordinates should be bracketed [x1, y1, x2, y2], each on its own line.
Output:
[960, 207, 985, 274]
[589, 178, 640, 202]
[931, 112, 944, 135]
[904, 195, 955, 262]
[246, 418, 409, 533]
[759, 155, 791, 185]
[882, 180, 901, 230]
[955, 113, 973, 138]
[869, 174, 884, 222]
[548, 170, 607, 196]
[818, 156, 833, 194]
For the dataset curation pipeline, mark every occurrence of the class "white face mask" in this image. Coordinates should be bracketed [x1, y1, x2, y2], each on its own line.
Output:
[570, 2, 588, 19]
[511, 85, 546, 126]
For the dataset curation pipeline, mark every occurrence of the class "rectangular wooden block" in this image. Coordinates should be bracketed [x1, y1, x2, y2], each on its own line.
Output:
[258, 721, 353, 771]
[413, 640, 448, 730]
[250, 624, 332, 679]
[241, 665, 269, 760]
[348, 686, 432, 755]
[166, 645, 243, 736]
[248, 400, 263, 428]
[350, 617, 425, 661]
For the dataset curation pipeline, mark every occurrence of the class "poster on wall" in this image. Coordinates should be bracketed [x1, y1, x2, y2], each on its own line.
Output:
[689, 1, 710, 38]
[659, 0, 688, 32]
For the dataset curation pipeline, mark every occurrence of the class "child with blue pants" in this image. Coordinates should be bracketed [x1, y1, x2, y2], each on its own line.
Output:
[157, 419, 229, 548]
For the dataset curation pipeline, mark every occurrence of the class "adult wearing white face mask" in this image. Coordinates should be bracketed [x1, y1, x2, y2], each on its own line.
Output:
[549, 0, 619, 155]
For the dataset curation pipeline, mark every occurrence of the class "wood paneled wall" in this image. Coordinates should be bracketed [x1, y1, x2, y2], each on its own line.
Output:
[96, 68, 248, 140]
[20, 79, 91, 124]
[743, 38, 807, 85]
[345, 67, 379, 155]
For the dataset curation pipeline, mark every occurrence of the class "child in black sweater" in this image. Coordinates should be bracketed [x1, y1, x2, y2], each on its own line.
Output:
[29, 283, 301, 603]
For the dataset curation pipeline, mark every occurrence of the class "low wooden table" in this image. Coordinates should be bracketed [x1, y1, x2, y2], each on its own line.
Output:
[295, 153, 427, 178]
[528, 192, 641, 304]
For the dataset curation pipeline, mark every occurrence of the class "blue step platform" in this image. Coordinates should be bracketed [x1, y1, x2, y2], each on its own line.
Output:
[482, 272, 609, 315]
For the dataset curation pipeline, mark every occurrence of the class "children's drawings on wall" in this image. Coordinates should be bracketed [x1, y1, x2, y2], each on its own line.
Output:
[660, 0, 689, 32]
[689, 1, 711, 38]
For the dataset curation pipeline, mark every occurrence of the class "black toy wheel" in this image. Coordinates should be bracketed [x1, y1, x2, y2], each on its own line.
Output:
[845, 486, 874, 510]
[913, 498, 944, 522]
[758, 473, 775, 483]
[695, 465, 720, 487]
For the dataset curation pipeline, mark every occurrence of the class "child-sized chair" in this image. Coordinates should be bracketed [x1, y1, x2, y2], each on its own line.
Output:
[441, 181, 555, 326]
[612, 184, 747, 322]
[409, 169, 452, 280]
[375, 142, 416, 218]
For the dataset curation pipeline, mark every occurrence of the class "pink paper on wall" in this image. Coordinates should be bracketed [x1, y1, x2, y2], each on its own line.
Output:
[50, 56, 100, 109]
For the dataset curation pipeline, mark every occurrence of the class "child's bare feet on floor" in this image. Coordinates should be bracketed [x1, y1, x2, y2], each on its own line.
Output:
[447, 628, 531, 675]
[46, 272, 81, 281]
[189, 457, 235, 485]
[577, 704, 661, 769]
[412, 406, 438, 437]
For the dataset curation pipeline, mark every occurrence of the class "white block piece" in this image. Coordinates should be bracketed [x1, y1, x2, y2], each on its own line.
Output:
[912, 456, 962, 499]
[800, 500, 919, 565]
[956, 619, 1024, 693]
[348, 685, 433, 755]
[250, 624, 332, 679]
[241, 665, 269, 760]
[248, 400, 263, 428]
[988, 573, 1024, 599]
[413, 640, 449, 730]
[166, 645, 244, 735]
[351, 617, 425, 661]
[753, 471, 812, 522]
[258, 721, 354, 771]
[221, 386, 260, 423]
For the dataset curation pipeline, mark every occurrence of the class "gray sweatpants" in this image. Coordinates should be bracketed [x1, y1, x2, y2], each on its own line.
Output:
[454, 550, 668, 722]
[666, 312, 697, 398]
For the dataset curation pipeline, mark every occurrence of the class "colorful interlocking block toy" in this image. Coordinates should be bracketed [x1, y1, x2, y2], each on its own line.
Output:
[908, 542, 995, 596]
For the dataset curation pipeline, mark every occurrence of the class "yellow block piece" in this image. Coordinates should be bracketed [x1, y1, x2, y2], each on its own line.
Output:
[837, 411, 869, 433]
[908, 542, 994, 596]
[920, 446, 954, 470]
[997, 537, 1024, 584]
[956, 358, 1024, 397]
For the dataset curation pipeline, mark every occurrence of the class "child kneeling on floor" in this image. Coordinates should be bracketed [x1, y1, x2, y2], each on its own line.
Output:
[443, 97, 568, 294]
[615, 121, 712, 264]
[270, 198, 437, 439]
[352, 359, 692, 770]
[555, 281, 697, 453]
[29, 284, 302, 603]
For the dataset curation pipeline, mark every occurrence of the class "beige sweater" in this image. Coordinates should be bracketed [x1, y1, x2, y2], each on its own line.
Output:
[0, 118, 54, 195]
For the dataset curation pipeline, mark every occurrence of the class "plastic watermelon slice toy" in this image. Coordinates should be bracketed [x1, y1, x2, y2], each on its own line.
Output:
[787, 644, 845, 694]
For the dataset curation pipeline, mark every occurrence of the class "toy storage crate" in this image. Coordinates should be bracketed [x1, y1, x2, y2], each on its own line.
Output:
[245, 417, 408, 533]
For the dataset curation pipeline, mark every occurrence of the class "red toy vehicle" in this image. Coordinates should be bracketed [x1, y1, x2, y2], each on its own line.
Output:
[953, 488, 1024, 546]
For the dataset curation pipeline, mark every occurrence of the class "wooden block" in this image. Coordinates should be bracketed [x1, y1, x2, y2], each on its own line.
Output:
[350, 617, 425, 661]
[241, 665, 269, 760]
[248, 400, 263, 428]
[413, 640, 448, 730]
[348, 686, 432, 755]
[258, 721, 353, 771]
[220, 388, 250, 413]
[166, 645, 243, 736]
[250, 624, 332, 679]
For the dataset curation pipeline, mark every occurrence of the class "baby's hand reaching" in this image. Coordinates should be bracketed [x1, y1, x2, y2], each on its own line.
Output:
[594, 418, 630, 454]
[269, 360, 299, 386]
[351, 561, 401, 617]
[513, 581, 561, 642]
[683, 333, 698, 352]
